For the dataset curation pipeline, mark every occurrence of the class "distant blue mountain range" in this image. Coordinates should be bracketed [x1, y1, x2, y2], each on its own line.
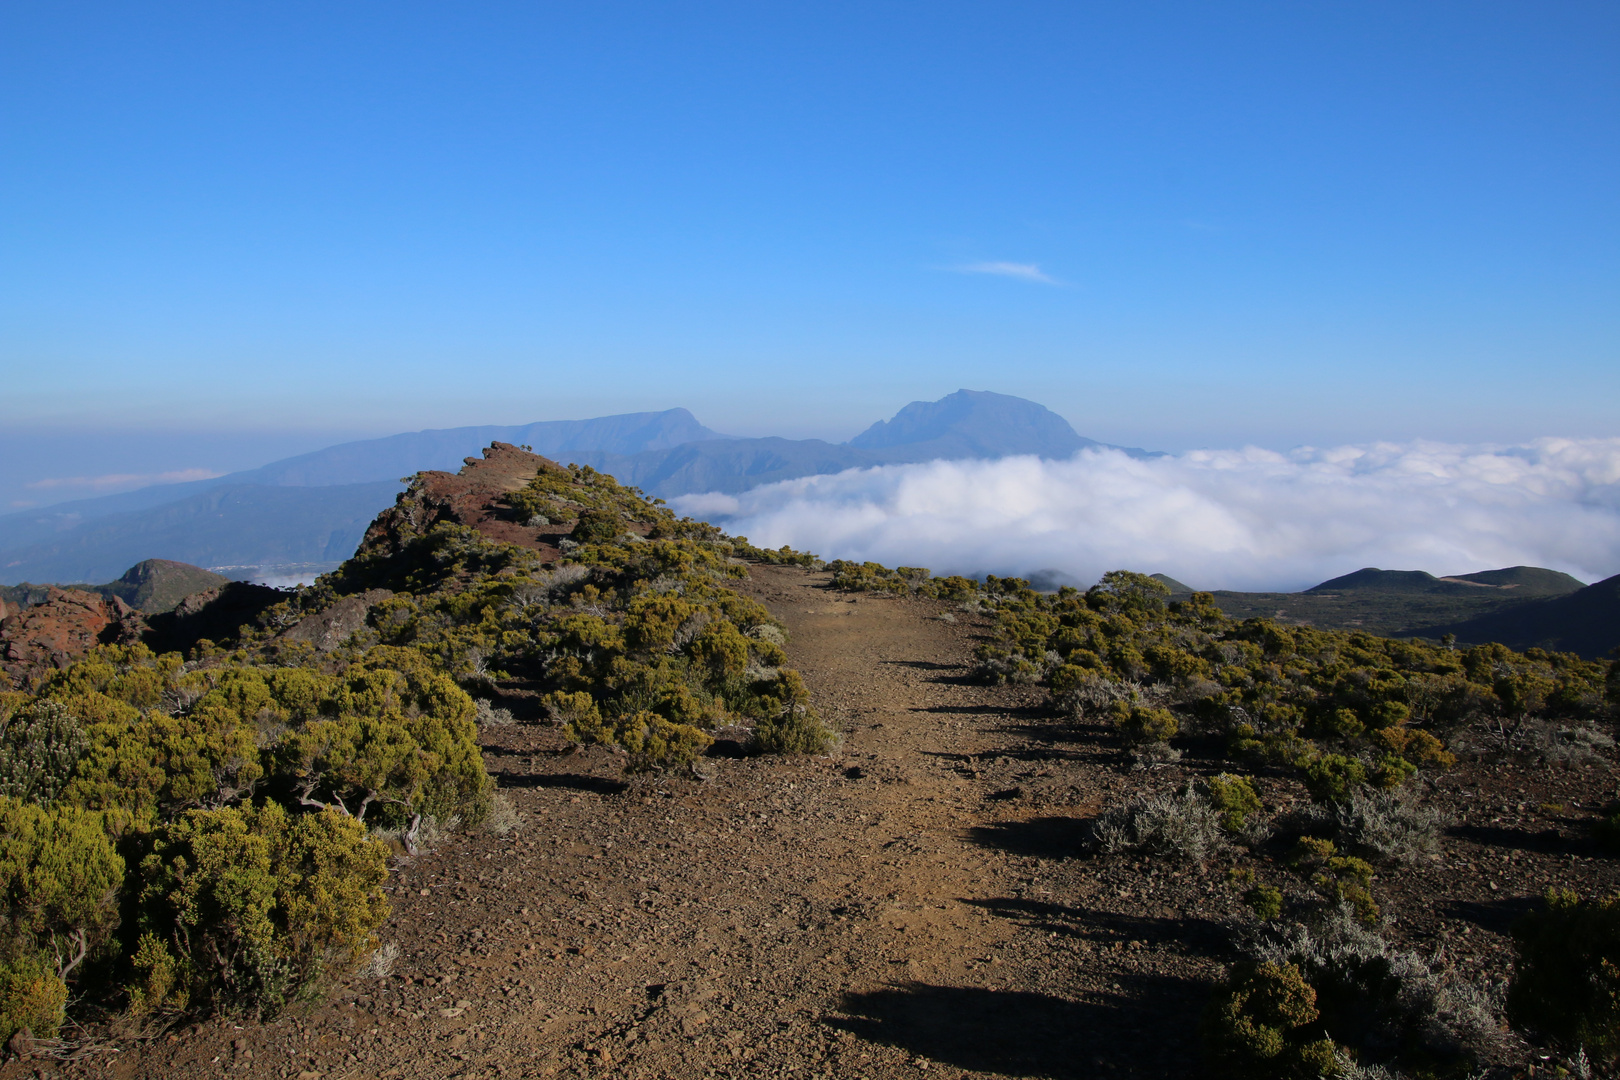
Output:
[0, 391, 1145, 584]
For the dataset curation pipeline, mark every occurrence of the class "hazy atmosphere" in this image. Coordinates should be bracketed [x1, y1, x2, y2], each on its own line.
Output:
[5, 3, 1618, 530]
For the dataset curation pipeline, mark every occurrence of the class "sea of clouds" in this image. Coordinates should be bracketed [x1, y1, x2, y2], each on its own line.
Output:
[670, 438, 1620, 593]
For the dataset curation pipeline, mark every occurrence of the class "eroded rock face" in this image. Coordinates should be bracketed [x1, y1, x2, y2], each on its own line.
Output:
[356, 441, 571, 562]
[0, 587, 146, 689]
[140, 581, 287, 657]
[277, 588, 394, 652]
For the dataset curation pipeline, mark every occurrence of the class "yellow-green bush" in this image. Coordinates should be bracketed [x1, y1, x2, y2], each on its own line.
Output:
[0, 796, 124, 970]
[135, 803, 389, 1017]
[0, 952, 67, 1044]
[1204, 774, 1263, 834]
[0, 796, 124, 1039]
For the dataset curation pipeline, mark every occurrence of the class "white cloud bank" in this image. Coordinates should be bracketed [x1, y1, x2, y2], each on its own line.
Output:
[670, 439, 1620, 592]
[26, 468, 223, 492]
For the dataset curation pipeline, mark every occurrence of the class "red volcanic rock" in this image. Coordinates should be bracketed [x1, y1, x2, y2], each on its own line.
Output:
[0, 587, 146, 690]
[357, 441, 571, 561]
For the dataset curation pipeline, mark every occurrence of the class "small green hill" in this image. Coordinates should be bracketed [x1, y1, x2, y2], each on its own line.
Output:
[100, 559, 231, 613]
[1307, 568, 1450, 593]
[1445, 565, 1585, 595]
[1150, 573, 1194, 595]
[0, 559, 229, 617]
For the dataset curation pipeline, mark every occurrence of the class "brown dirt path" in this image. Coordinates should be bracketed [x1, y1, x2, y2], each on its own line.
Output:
[41, 565, 1217, 1080]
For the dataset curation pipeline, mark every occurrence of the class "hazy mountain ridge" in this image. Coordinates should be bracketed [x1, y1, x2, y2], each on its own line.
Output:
[0, 482, 401, 585]
[0, 391, 1123, 583]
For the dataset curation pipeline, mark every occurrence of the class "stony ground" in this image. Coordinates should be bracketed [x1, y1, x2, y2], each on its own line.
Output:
[14, 565, 1619, 1079]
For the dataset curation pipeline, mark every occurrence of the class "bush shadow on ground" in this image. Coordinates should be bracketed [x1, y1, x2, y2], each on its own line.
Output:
[495, 772, 630, 795]
[829, 979, 1202, 1077]
[964, 896, 1232, 958]
[882, 659, 961, 673]
[1446, 822, 1578, 856]
[1444, 894, 1540, 934]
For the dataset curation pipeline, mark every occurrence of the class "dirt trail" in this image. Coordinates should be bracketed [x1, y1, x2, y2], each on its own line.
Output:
[56, 566, 1215, 1080]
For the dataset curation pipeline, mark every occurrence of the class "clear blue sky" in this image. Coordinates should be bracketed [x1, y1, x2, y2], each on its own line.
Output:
[3, 1, 1617, 501]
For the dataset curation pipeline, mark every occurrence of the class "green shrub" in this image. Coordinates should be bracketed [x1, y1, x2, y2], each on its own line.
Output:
[1222, 909, 1498, 1077]
[1204, 773, 1263, 834]
[1112, 703, 1178, 746]
[135, 803, 389, 1017]
[753, 708, 838, 756]
[279, 660, 492, 835]
[1245, 883, 1285, 921]
[0, 699, 87, 806]
[0, 796, 124, 974]
[0, 952, 67, 1044]
[63, 696, 263, 833]
[126, 930, 187, 1015]
[751, 670, 838, 755]
[570, 508, 623, 544]
[1291, 838, 1378, 925]
[1303, 754, 1367, 803]
[1204, 960, 1338, 1078]
[1507, 889, 1620, 1062]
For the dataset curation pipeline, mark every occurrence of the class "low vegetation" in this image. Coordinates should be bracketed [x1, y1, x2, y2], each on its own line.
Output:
[833, 559, 1620, 1073]
[0, 455, 837, 1044]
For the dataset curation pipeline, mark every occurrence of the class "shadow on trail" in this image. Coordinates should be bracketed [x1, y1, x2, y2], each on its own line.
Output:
[829, 979, 1202, 1077]
[966, 816, 1094, 859]
[914, 702, 1022, 716]
[882, 659, 961, 673]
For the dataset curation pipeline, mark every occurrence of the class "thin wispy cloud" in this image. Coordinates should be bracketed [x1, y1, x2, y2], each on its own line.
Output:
[671, 439, 1620, 592]
[26, 468, 223, 492]
[952, 261, 1059, 284]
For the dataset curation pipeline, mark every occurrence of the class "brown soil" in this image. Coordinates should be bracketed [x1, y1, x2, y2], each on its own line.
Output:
[17, 565, 1620, 1079]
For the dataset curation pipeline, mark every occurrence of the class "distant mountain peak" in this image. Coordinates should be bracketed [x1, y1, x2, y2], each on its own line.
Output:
[847, 390, 1095, 458]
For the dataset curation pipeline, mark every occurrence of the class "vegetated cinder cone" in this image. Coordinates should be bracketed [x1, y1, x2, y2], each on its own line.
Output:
[1443, 565, 1586, 595]
[1426, 571, 1620, 659]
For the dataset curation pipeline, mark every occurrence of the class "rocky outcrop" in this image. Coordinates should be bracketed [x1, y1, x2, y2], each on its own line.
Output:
[140, 581, 287, 657]
[356, 441, 573, 562]
[0, 587, 146, 690]
[277, 588, 394, 652]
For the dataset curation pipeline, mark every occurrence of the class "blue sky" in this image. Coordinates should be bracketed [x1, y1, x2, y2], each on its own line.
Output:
[3, 1, 1617, 505]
